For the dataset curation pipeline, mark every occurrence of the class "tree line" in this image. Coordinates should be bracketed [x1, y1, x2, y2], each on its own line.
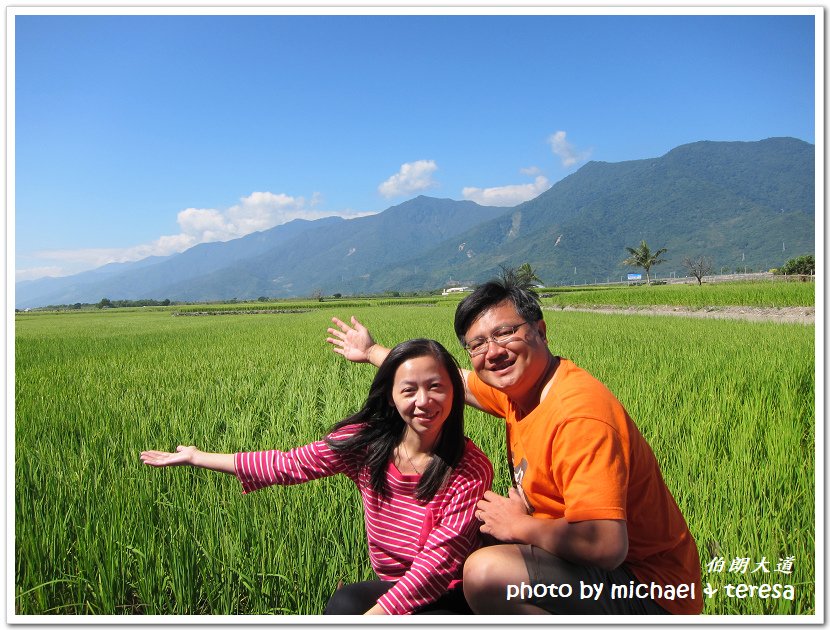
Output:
[16, 298, 174, 312]
[622, 242, 814, 285]
[507, 243, 814, 290]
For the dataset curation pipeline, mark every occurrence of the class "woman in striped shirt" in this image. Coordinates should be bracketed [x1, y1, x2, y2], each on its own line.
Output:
[141, 338, 494, 615]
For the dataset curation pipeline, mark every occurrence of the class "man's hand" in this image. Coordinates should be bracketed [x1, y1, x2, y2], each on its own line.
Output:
[476, 488, 531, 542]
[326, 316, 378, 364]
[477, 489, 628, 571]
[140, 445, 197, 467]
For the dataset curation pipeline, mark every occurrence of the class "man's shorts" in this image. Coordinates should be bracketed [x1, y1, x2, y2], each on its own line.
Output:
[518, 544, 669, 615]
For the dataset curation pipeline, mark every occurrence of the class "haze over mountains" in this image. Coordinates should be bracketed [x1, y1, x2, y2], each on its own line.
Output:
[16, 137, 814, 309]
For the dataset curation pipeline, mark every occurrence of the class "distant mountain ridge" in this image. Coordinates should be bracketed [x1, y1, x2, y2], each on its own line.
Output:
[361, 137, 814, 290]
[16, 137, 814, 308]
[16, 198, 508, 307]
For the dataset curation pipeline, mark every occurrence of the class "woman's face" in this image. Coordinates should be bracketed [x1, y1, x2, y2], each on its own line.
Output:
[390, 355, 454, 439]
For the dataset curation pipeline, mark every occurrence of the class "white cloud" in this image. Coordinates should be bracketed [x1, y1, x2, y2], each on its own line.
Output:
[547, 130, 592, 168]
[378, 160, 438, 198]
[16, 246, 149, 280]
[462, 175, 551, 207]
[17, 190, 374, 281]
[173, 191, 326, 245]
[520, 166, 541, 176]
[16, 266, 67, 282]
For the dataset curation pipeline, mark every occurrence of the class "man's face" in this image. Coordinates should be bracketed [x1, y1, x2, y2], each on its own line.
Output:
[463, 299, 549, 398]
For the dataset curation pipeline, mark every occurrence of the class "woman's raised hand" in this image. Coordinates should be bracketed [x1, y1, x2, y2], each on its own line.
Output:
[140, 445, 198, 467]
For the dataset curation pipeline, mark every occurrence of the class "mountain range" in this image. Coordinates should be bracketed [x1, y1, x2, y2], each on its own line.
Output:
[16, 137, 815, 309]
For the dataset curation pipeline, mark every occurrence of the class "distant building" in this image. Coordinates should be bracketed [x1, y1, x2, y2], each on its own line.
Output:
[441, 286, 470, 296]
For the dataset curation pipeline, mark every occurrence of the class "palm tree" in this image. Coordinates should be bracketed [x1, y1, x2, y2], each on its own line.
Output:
[498, 264, 542, 289]
[623, 240, 668, 284]
[516, 263, 543, 287]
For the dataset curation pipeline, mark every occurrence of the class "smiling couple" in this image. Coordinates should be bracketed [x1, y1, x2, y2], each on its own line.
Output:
[142, 274, 702, 615]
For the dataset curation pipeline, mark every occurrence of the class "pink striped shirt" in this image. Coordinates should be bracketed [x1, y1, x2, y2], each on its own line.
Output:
[234, 425, 493, 614]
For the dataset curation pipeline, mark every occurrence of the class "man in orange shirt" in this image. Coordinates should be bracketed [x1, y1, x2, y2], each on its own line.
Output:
[327, 274, 702, 615]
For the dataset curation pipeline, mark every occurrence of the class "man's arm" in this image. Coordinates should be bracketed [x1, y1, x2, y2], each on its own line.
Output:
[326, 316, 486, 411]
[515, 514, 629, 572]
[476, 488, 629, 571]
[460, 367, 486, 411]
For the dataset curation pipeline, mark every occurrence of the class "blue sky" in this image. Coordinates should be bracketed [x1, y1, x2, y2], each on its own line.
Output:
[13, 10, 817, 281]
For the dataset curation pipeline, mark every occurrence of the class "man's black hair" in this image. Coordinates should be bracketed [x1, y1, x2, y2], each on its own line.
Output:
[453, 268, 543, 343]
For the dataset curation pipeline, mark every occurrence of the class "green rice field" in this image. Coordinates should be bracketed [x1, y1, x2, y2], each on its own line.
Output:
[539, 279, 815, 308]
[14, 282, 816, 616]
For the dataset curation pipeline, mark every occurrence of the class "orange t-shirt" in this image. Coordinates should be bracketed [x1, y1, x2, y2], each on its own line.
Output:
[468, 358, 703, 615]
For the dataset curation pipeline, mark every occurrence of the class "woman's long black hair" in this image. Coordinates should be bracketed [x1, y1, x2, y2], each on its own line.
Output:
[326, 338, 466, 503]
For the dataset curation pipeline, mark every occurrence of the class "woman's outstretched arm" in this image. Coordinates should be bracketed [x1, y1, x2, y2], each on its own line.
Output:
[140, 445, 236, 475]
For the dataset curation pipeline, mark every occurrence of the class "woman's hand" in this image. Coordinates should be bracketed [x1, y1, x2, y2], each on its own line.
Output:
[140, 445, 198, 467]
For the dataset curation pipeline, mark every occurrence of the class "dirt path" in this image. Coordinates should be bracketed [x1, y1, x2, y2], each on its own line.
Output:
[545, 305, 815, 325]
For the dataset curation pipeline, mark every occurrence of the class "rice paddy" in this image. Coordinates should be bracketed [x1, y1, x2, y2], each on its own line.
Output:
[13, 283, 816, 616]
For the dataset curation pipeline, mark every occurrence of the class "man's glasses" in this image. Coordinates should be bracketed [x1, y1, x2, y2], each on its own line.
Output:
[464, 322, 529, 357]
